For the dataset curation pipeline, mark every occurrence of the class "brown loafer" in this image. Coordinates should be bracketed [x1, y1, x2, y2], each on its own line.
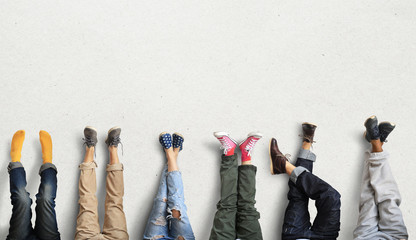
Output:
[302, 122, 317, 143]
[269, 138, 288, 175]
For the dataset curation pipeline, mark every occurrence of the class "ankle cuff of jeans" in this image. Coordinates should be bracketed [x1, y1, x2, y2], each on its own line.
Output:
[7, 162, 23, 173]
[298, 149, 316, 162]
[290, 166, 309, 184]
[39, 163, 57, 175]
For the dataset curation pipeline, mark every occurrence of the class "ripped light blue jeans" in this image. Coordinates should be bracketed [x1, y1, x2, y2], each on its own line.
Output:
[143, 165, 195, 240]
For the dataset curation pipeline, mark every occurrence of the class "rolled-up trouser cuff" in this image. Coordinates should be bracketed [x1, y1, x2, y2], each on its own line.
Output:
[290, 166, 309, 184]
[39, 162, 58, 175]
[106, 162, 123, 172]
[7, 162, 23, 173]
[298, 149, 316, 162]
[366, 150, 389, 162]
[79, 161, 98, 170]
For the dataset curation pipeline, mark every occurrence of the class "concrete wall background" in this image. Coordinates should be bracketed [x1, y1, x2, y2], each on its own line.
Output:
[1, 1, 415, 239]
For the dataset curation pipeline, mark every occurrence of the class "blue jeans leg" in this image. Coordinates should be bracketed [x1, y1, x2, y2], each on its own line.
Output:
[34, 164, 60, 240]
[7, 162, 36, 240]
[143, 165, 170, 240]
[167, 171, 195, 240]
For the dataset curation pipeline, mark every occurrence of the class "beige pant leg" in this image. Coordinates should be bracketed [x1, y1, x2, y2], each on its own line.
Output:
[75, 162, 102, 240]
[102, 163, 129, 240]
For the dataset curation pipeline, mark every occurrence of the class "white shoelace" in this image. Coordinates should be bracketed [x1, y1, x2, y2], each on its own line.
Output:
[219, 137, 231, 154]
[244, 138, 259, 156]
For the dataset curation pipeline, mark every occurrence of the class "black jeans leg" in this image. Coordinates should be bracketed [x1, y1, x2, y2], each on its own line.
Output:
[297, 171, 341, 240]
[282, 157, 312, 240]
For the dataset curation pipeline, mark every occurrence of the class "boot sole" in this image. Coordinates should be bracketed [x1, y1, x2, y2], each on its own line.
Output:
[302, 122, 317, 127]
[269, 138, 275, 175]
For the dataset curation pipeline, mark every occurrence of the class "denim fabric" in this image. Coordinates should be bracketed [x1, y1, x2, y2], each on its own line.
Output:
[282, 149, 341, 240]
[7, 162, 60, 240]
[143, 165, 195, 240]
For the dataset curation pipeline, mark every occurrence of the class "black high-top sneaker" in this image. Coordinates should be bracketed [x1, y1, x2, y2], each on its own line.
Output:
[269, 138, 288, 175]
[302, 122, 317, 143]
[379, 121, 396, 142]
[364, 116, 380, 142]
[83, 126, 98, 148]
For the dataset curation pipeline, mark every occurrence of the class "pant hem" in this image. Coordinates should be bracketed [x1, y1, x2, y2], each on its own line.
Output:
[7, 162, 23, 173]
[39, 162, 58, 175]
[298, 149, 316, 162]
[290, 166, 309, 183]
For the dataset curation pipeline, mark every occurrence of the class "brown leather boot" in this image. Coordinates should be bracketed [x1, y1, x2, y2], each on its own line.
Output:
[302, 122, 317, 143]
[269, 138, 287, 175]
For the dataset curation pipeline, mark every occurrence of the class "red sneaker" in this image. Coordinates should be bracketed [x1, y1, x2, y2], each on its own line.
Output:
[213, 132, 237, 156]
[239, 132, 263, 162]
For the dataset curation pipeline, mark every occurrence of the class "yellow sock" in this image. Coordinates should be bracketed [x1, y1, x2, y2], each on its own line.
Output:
[39, 130, 53, 164]
[11, 130, 25, 162]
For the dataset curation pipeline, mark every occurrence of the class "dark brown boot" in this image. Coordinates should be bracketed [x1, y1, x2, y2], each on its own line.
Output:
[302, 122, 317, 143]
[269, 138, 287, 175]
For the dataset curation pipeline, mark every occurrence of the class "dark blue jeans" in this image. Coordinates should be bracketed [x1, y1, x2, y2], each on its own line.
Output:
[7, 162, 60, 240]
[282, 156, 341, 240]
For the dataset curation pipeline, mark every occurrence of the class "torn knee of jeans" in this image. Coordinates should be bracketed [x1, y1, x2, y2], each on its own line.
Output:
[151, 235, 165, 240]
[176, 236, 184, 240]
[162, 197, 167, 202]
[153, 215, 167, 226]
[172, 209, 181, 220]
[167, 207, 182, 221]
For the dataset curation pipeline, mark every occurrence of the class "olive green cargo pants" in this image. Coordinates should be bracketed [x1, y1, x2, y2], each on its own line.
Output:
[209, 154, 263, 240]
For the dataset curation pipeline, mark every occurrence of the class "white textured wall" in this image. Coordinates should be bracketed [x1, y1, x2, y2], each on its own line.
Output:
[1, 1, 415, 239]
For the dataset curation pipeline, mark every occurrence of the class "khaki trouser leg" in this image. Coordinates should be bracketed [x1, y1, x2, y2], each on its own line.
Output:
[75, 162, 101, 240]
[102, 163, 129, 240]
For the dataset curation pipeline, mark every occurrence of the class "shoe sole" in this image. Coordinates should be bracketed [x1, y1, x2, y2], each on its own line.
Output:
[269, 138, 275, 175]
[213, 131, 229, 138]
[85, 126, 98, 132]
[247, 132, 263, 138]
[302, 122, 317, 127]
[213, 132, 238, 146]
[108, 126, 121, 134]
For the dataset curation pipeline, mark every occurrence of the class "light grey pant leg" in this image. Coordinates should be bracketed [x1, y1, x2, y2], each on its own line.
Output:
[354, 151, 408, 240]
[353, 156, 381, 240]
